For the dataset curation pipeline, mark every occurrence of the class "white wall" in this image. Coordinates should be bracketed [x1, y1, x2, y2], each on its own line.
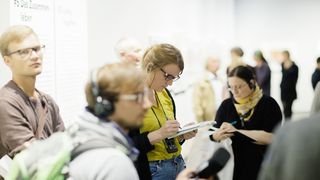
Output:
[0, 0, 88, 126]
[87, 0, 235, 126]
[234, 0, 320, 114]
[0, 0, 10, 87]
[87, 0, 235, 70]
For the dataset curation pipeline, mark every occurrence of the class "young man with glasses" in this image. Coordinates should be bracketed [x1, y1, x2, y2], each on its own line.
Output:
[0, 25, 65, 158]
[69, 63, 151, 180]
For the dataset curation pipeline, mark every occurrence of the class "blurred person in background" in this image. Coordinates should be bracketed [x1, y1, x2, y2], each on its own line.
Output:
[311, 57, 320, 90]
[227, 47, 246, 74]
[280, 50, 299, 119]
[140, 44, 197, 180]
[209, 66, 282, 180]
[254, 50, 271, 96]
[186, 56, 226, 175]
[114, 37, 143, 66]
[258, 113, 320, 180]
[310, 82, 320, 115]
[192, 56, 224, 122]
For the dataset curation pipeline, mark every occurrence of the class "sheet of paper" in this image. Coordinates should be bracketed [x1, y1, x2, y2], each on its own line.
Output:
[168, 121, 216, 139]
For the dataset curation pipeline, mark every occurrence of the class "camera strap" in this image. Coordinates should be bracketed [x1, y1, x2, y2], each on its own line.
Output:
[151, 91, 169, 128]
[151, 91, 179, 154]
[155, 92, 169, 121]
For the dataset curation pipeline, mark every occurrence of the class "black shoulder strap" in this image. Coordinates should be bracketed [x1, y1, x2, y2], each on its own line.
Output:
[165, 88, 176, 119]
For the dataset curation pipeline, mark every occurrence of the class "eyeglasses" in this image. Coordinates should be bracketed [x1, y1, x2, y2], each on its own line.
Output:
[160, 68, 180, 82]
[119, 88, 149, 104]
[228, 83, 247, 91]
[7, 45, 45, 59]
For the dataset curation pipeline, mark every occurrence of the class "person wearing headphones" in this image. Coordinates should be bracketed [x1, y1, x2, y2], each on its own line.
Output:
[69, 63, 151, 180]
[209, 66, 282, 180]
[140, 44, 197, 180]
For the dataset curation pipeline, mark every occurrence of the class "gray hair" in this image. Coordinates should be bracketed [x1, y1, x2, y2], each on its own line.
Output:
[114, 37, 142, 58]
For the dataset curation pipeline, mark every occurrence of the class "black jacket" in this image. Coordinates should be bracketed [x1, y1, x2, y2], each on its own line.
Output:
[280, 62, 299, 101]
[129, 130, 154, 180]
[311, 68, 320, 90]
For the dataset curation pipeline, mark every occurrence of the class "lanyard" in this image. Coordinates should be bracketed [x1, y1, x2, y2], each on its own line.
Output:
[151, 91, 168, 128]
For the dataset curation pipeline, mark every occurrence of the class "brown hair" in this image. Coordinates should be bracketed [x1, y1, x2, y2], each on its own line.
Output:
[141, 44, 184, 73]
[85, 63, 146, 109]
[0, 25, 37, 57]
[231, 47, 244, 57]
[282, 50, 290, 59]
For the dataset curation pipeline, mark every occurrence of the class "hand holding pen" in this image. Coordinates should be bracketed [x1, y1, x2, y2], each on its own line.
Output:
[220, 121, 237, 133]
[158, 120, 180, 139]
[210, 121, 237, 142]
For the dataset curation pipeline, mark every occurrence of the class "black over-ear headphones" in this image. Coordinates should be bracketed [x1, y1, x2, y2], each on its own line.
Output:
[91, 69, 115, 118]
[249, 80, 256, 90]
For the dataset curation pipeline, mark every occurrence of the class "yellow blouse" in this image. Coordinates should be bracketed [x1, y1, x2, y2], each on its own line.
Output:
[140, 89, 182, 161]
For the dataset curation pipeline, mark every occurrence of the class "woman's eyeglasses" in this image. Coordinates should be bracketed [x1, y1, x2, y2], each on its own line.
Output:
[160, 68, 180, 82]
[227, 83, 247, 91]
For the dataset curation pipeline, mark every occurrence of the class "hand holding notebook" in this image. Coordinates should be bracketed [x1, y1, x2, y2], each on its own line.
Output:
[168, 121, 216, 139]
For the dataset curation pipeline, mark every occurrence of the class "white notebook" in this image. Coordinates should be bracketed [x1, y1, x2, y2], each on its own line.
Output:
[168, 121, 216, 139]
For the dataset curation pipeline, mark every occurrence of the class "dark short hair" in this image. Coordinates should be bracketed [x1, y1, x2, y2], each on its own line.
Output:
[317, 57, 320, 64]
[228, 65, 255, 85]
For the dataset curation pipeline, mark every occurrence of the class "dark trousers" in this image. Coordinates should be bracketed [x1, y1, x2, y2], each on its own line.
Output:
[282, 99, 294, 119]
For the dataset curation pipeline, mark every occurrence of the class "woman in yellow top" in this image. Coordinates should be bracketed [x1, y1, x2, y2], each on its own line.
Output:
[140, 44, 197, 180]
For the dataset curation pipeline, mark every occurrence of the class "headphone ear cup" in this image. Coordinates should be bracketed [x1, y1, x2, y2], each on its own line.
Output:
[250, 82, 256, 89]
[94, 98, 114, 118]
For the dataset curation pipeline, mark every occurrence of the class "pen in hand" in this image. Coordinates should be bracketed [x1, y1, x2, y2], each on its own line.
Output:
[230, 121, 237, 125]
